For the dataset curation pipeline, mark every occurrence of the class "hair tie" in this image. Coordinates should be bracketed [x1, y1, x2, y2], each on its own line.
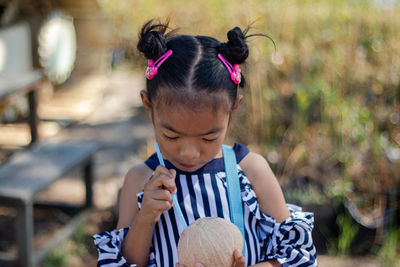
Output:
[146, 50, 173, 79]
[217, 53, 241, 84]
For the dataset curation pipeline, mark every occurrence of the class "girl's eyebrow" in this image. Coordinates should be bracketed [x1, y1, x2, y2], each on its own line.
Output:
[160, 123, 223, 136]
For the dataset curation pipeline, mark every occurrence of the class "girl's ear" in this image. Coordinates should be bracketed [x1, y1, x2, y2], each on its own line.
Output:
[232, 94, 243, 111]
[140, 89, 153, 120]
[140, 89, 152, 109]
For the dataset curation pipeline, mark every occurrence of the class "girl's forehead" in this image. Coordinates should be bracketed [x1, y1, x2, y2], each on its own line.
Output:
[155, 104, 229, 117]
[153, 87, 232, 113]
[153, 104, 230, 135]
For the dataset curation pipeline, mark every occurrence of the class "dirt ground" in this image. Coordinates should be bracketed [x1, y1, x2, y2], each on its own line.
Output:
[0, 70, 386, 266]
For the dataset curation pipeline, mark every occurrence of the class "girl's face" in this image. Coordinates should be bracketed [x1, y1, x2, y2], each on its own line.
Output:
[141, 91, 241, 172]
[153, 105, 229, 172]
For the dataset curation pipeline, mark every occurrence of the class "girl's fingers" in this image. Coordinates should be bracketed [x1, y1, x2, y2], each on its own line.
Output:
[156, 199, 173, 211]
[168, 168, 176, 177]
[234, 249, 241, 259]
[152, 178, 177, 194]
[146, 197, 173, 210]
[163, 180, 178, 194]
[141, 166, 177, 222]
[147, 166, 177, 193]
[155, 165, 173, 175]
[232, 249, 246, 267]
[176, 263, 203, 267]
[149, 189, 173, 202]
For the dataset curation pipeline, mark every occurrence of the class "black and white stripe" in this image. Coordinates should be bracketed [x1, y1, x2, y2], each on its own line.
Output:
[140, 168, 262, 266]
[94, 144, 317, 266]
[94, 168, 317, 266]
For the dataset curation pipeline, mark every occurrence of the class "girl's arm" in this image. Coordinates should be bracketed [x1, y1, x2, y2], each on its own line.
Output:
[250, 260, 281, 267]
[232, 249, 281, 267]
[240, 152, 316, 266]
[118, 164, 177, 267]
[122, 211, 156, 267]
[117, 163, 151, 229]
[117, 164, 152, 267]
[239, 152, 290, 222]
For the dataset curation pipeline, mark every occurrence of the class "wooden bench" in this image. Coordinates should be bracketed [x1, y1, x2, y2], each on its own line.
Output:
[0, 71, 43, 146]
[0, 140, 99, 267]
[1, 22, 43, 146]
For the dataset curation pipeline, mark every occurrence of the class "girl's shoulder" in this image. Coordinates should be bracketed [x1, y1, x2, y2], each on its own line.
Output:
[124, 163, 154, 192]
[239, 151, 271, 183]
[232, 142, 250, 163]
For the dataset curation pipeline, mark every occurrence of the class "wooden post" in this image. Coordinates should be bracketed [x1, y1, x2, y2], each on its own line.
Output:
[27, 88, 39, 145]
[16, 201, 33, 267]
[84, 157, 94, 208]
[396, 186, 400, 228]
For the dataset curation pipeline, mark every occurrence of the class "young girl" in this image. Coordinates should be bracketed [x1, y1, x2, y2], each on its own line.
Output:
[94, 20, 317, 267]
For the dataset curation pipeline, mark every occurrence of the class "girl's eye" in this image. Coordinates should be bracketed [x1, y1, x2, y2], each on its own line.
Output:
[163, 134, 179, 140]
[203, 137, 218, 142]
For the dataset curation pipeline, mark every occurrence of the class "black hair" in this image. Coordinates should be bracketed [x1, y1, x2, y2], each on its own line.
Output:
[137, 19, 268, 111]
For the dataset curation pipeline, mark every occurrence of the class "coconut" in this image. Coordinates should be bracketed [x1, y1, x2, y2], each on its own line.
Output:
[177, 217, 243, 267]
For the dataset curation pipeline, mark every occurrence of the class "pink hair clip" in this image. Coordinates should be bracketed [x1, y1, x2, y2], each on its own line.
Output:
[146, 50, 173, 79]
[217, 53, 241, 84]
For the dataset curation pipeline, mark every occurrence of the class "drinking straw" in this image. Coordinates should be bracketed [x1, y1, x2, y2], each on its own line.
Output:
[154, 142, 187, 229]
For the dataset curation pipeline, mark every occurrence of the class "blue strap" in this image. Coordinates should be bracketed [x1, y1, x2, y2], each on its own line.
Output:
[222, 144, 246, 256]
[154, 143, 187, 230]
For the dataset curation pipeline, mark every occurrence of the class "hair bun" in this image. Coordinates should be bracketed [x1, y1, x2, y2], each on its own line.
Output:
[218, 27, 249, 65]
[137, 20, 169, 60]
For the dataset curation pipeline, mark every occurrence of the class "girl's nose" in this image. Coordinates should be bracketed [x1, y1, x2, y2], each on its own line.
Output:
[179, 142, 200, 160]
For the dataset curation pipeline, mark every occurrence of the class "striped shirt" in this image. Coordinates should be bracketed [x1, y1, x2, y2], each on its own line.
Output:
[94, 143, 317, 266]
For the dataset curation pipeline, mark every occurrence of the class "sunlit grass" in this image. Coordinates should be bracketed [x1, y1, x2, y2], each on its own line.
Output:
[378, 227, 400, 266]
[41, 224, 92, 267]
[99, 0, 400, 194]
[98, 0, 400, 256]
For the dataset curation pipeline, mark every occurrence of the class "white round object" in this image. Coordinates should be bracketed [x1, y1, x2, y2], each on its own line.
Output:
[38, 11, 76, 84]
[177, 217, 243, 267]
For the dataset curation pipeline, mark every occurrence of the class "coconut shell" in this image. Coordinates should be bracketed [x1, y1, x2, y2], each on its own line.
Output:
[177, 217, 243, 267]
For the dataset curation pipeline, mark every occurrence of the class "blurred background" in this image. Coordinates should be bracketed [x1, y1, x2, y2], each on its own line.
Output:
[0, 0, 399, 266]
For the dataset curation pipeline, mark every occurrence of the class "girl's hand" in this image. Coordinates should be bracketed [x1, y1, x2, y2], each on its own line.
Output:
[232, 249, 246, 267]
[139, 165, 177, 224]
[176, 264, 203, 267]
[175, 249, 246, 267]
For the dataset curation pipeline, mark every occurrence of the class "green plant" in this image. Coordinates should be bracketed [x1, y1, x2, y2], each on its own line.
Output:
[284, 184, 328, 205]
[378, 226, 400, 266]
[43, 243, 69, 267]
[41, 223, 90, 267]
[72, 223, 89, 253]
[335, 212, 359, 256]
[327, 179, 353, 201]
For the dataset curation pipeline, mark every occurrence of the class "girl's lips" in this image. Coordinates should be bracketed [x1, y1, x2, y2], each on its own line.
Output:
[180, 163, 195, 168]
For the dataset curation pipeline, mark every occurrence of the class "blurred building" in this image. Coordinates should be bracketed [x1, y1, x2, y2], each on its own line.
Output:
[0, 0, 111, 84]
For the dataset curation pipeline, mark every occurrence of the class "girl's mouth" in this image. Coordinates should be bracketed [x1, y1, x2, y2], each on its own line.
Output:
[179, 163, 196, 169]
